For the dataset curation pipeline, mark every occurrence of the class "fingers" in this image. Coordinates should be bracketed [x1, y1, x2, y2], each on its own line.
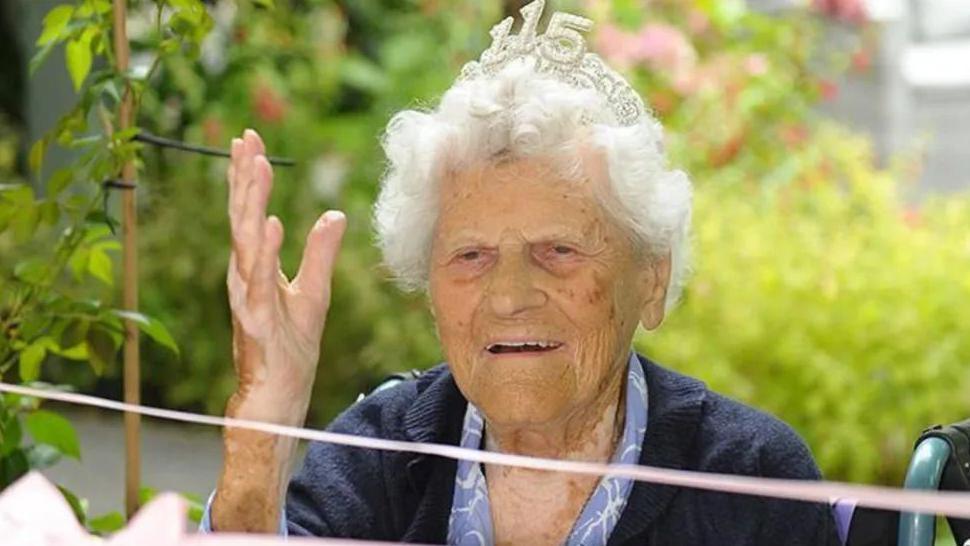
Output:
[227, 129, 273, 280]
[246, 128, 266, 155]
[293, 211, 347, 304]
[239, 131, 266, 209]
[248, 215, 284, 308]
[237, 155, 275, 277]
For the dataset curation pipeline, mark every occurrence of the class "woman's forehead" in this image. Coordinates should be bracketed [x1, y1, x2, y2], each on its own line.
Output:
[440, 156, 602, 202]
[435, 160, 616, 244]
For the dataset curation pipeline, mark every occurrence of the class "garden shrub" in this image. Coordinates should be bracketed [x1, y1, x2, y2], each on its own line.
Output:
[641, 125, 970, 484]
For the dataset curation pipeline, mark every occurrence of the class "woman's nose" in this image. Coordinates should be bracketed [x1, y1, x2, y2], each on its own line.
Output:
[485, 253, 547, 317]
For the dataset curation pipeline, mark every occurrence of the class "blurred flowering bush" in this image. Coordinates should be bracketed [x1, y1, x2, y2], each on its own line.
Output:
[639, 124, 970, 484]
[603, 0, 970, 484]
[31, 0, 966, 487]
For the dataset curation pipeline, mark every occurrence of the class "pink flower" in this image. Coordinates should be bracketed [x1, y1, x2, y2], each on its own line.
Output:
[817, 79, 839, 101]
[596, 22, 697, 80]
[252, 82, 288, 124]
[851, 47, 872, 72]
[596, 24, 641, 68]
[812, 0, 867, 24]
[634, 23, 697, 75]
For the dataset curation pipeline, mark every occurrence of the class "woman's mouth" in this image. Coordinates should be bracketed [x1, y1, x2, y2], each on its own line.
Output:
[485, 340, 564, 355]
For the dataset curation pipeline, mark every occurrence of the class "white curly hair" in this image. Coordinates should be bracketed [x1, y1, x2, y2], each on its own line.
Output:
[373, 59, 692, 312]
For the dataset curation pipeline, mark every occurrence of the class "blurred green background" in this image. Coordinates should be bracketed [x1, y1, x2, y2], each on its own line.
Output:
[1, 0, 968, 502]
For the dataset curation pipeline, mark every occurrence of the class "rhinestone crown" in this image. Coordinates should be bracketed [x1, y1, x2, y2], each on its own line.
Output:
[458, 0, 647, 126]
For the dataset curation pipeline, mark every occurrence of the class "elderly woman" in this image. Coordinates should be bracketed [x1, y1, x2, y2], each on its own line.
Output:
[205, 2, 839, 545]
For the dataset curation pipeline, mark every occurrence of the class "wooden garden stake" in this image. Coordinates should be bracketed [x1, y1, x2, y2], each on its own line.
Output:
[111, 0, 141, 518]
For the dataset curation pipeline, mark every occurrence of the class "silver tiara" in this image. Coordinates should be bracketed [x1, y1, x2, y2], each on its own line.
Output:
[457, 0, 647, 126]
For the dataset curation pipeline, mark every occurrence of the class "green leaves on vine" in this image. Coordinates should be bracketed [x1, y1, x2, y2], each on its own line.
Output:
[65, 28, 95, 91]
[24, 410, 81, 460]
[32, 0, 111, 91]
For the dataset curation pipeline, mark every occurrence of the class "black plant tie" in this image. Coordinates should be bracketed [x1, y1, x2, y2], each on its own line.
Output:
[100, 179, 135, 234]
[133, 131, 295, 167]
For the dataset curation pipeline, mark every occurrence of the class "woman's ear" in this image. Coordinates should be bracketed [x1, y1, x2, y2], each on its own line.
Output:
[639, 253, 671, 331]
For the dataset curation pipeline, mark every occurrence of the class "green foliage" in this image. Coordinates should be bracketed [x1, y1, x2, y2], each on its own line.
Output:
[640, 125, 970, 484]
[2, 0, 211, 531]
[25, 409, 81, 460]
[590, 0, 970, 484]
[87, 511, 126, 534]
[139, 485, 204, 524]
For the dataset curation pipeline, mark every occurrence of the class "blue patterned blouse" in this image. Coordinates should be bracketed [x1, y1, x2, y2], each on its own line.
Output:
[446, 353, 649, 546]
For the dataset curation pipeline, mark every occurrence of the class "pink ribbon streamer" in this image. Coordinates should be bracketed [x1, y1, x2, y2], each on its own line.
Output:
[2, 381, 968, 520]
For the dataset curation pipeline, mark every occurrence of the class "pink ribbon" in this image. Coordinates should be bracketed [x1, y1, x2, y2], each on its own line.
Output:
[1, 381, 968, 522]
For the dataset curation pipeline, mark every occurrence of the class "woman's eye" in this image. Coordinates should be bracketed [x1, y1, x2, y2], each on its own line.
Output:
[459, 250, 481, 261]
[536, 244, 581, 266]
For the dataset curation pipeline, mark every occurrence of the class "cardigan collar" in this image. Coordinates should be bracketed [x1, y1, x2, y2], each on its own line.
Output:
[399, 354, 708, 545]
[608, 355, 707, 545]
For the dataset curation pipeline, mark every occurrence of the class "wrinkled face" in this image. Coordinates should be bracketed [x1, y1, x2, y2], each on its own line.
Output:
[429, 154, 669, 428]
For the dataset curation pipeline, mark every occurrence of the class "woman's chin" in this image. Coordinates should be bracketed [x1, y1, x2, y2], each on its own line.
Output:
[471, 375, 575, 430]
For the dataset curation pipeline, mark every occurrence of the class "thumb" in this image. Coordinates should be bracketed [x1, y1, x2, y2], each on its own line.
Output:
[293, 210, 347, 304]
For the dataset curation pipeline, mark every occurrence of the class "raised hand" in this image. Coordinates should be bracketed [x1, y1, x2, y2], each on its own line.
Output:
[213, 130, 346, 532]
[224, 129, 346, 424]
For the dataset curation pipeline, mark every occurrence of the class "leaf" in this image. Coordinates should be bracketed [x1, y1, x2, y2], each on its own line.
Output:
[11, 203, 39, 244]
[65, 34, 93, 91]
[0, 413, 23, 457]
[112, 127, 140, 144]
[25, 443, 63, 470]
[0, 449, 29, 489]
[28, 138, 46, 174]
[181, 492, 205, 524]
[87, 247, 113, 286]
[100, 78, 121, 104]
[13, 258, 47, 285]
[0, 183, 33, 204]
[85, 211, 120, 234]
[17, 314, 50, 342]
[85, 326, 117, 375]
[60, 319, 90, 349]
[18, 342, 47, 382]
[46, 168, 74, 196]
[36, 5, 74, 46]
[30, 40, 58, 76]
[25, 409, 80, 460]
[89, 0, 112, 15]
[112, 310, 180, 356]
[38, 199, 60, 226]
[57, 485, 88, 523]
[87, 512, 125, 534]
[93, 239, 121, 253]
[251, 0, 275, 8]
[68, 247, 90, 282]
[48, 341, 89, 361]
[46, 168, 74, 197]
[138, 485, 158, 505]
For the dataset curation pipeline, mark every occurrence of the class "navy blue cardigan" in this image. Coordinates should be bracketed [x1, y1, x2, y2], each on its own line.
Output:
[285, 355, 841, 545]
